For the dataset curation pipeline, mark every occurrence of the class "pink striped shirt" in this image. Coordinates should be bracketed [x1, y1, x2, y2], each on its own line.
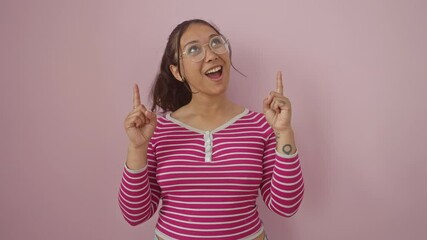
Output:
[119, 109, 304, 240]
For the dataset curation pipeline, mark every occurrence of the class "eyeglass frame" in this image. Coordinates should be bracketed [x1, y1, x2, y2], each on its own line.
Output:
[179, 34, 230, 63]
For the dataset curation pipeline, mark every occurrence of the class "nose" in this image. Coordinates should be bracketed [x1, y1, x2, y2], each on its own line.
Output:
[203, 45, 218, 62]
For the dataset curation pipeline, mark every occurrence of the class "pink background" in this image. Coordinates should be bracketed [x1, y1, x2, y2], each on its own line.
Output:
[1, 0, 426, 239]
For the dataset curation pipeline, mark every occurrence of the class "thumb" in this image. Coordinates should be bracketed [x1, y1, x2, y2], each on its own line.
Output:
[263, 95, 273, 114]
[146, 110, 157, 127]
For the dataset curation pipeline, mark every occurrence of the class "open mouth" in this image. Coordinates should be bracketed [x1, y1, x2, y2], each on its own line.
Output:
[205, 66, 223, 80]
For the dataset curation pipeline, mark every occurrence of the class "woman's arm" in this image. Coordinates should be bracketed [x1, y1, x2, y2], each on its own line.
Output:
[118, 142, 161, 226]
[119, 83, 160, 225]
[260, 130, 304, 217]
[260, 71, 304, 216]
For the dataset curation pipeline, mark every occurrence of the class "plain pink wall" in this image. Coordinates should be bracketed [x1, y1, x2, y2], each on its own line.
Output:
[1, 0, 426, 239]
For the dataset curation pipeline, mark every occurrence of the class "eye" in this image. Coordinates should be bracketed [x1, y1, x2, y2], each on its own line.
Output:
[185, 44, 202, 56]
[210, 36, 225, 48]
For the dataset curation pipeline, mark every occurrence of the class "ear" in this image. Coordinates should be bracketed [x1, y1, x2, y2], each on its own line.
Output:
[169, 65, 183, 82]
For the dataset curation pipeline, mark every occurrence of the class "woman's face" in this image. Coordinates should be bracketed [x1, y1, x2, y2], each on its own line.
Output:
[175, 23, 231, 97]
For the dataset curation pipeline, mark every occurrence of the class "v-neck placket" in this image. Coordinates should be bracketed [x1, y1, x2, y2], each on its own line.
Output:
[203, 131, 213, 162]
[166, 108, 249, 163]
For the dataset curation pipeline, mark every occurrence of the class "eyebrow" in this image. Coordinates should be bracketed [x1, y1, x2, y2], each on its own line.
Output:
[182, 33, 220, 48]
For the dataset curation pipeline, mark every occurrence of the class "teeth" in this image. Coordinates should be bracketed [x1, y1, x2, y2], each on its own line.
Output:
[206, 66, 222, 74]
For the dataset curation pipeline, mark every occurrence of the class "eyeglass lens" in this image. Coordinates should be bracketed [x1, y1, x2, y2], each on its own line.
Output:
[183, 36, 228, 62]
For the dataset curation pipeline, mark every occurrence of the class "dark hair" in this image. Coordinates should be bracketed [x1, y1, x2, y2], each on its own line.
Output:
[149, 19, 243, 113]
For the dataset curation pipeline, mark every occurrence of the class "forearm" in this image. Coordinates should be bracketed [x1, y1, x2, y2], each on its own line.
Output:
[119, 165, 156, 225]
[268, 155, 304, 217]
[120, 143, 160, 225]
[275, 128, 297, 155]
[126, 144, 149, 170]
[261, 129, 304, 217]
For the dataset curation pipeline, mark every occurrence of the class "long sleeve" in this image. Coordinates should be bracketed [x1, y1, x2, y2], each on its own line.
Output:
[117, 111, 304, 239]
[118, 141, 161, 226]
[260, 131, 305, 217]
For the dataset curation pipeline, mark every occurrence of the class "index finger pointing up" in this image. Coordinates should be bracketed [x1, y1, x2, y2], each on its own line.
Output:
[133, 83, 141, 108]
[276, 71, 284, 95]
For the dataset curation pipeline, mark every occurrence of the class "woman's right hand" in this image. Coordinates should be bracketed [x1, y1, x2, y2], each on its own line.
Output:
[124, 84, 157, 149]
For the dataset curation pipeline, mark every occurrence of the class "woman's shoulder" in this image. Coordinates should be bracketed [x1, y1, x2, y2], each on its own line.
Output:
[149, 113, 179, 143]
[232, 109, 273, 139]
[153, 112, 174, 126]
[232, 109, 270, 130]
[241, 108, 266, 121]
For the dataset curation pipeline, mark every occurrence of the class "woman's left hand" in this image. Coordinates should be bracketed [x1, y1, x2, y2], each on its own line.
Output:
[263, 71, 293, 132]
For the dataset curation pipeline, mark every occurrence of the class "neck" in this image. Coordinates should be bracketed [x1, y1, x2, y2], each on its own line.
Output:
[186, 94, 234, 117]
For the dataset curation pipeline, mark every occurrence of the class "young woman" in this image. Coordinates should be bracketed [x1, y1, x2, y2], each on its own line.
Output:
[119, 19, 304, 240]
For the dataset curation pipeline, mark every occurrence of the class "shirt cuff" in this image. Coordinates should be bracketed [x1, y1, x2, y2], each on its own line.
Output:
[124, 162, 147, 174]
[275, 149, 299, 159]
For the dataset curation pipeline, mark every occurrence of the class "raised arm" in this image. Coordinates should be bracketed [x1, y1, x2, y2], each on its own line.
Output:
[261, 71, 304, 216]
[118, 83, 160, 225]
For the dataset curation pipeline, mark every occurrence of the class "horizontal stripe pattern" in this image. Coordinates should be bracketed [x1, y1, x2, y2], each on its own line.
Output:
[119, 110, 304, 239]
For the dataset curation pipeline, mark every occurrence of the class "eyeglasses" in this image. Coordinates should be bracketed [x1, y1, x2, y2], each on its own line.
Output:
[181, 35, 229, 62]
